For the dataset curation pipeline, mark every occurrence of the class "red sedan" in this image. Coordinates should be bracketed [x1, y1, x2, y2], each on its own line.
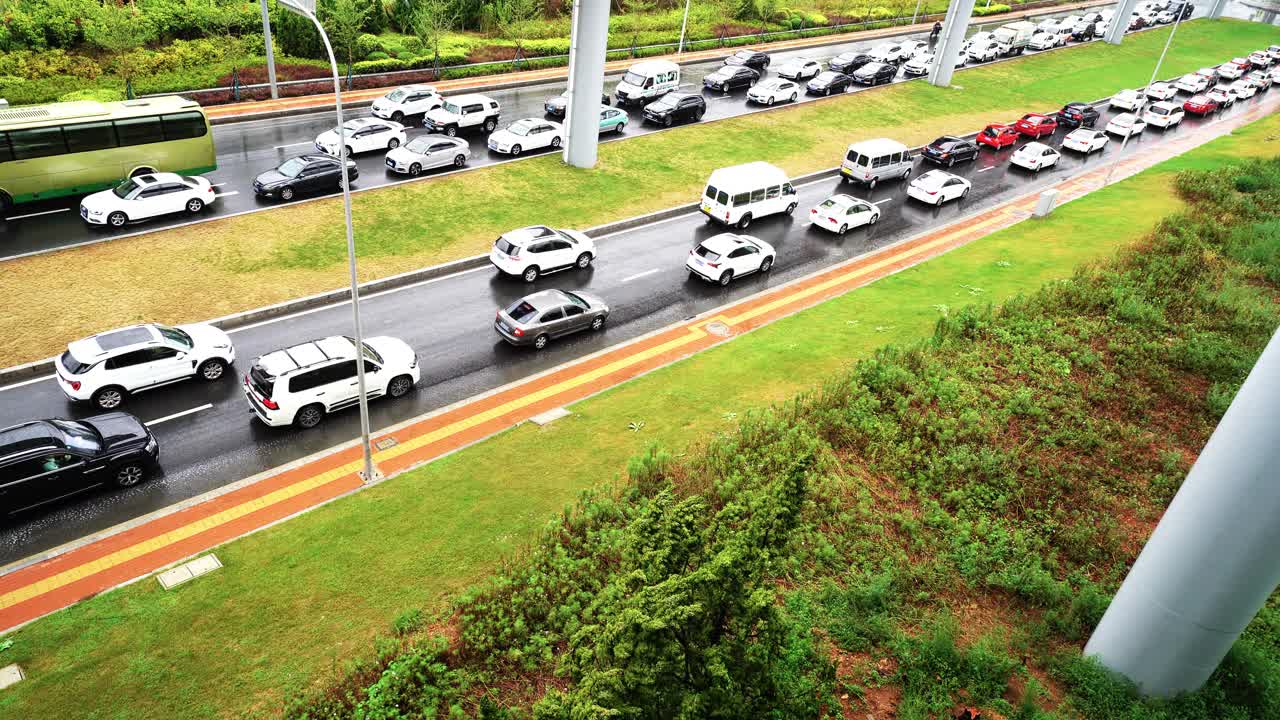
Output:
[1183, 94, 1219, 115]
[977, 123, 1020, 149]
[1014, 113, 1058, 138]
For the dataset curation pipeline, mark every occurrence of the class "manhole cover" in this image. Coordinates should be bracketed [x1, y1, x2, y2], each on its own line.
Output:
[705, 321, 732, 337]
[374, 437, 398, 451]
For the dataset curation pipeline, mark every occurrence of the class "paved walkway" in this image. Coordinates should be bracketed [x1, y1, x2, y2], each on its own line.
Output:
[204, 0, 1111, 122]
[0, 95, 1273, 634]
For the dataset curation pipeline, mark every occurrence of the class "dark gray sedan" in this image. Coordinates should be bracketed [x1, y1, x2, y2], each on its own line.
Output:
[494, 289, 609, 350]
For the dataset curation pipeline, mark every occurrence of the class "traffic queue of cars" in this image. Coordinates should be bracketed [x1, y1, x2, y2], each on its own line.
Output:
[34, 19, 1278, 516]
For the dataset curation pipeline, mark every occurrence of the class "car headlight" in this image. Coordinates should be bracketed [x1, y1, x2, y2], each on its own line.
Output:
[88, 208, 104, 216]
[145, 435, 158, 453]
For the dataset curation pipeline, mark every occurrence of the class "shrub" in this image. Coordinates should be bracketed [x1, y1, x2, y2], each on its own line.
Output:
[57, 88, 125, 103]
[365, 51, 391, 61]
[352, 57, 409, 73]
[356, 32, 384, 58]
[974, 4, 1014, 16]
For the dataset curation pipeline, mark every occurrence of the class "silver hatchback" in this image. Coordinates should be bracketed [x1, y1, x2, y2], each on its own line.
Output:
[494, 289, 609, 350]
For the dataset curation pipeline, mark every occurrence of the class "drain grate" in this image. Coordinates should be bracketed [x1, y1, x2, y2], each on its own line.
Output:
[374, 437, 399, 451]
[705, 321, 732, 337]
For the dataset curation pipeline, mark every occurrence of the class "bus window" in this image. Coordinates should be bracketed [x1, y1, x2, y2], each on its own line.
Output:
[0, 132, 11, 162]
[9, 127, 66, 160]
[161, 112, 207, 141]
[114, 116, 163, 147]
[64, 122, 117, 154]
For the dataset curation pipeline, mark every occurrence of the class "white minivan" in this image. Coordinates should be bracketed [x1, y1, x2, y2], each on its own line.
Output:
[700, 161, 798, 229]
[614, 60, 681, 106]
[840, 138, 914, 188]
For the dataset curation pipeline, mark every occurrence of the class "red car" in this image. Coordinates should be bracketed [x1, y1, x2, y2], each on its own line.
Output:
[976, 123, 1020, 149]
[1014, 113, 1058, 138]
[1183, 94, 1218, 115]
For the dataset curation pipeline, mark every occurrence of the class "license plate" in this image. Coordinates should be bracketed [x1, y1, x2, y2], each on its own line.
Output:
[498, 321, 510, 332]
[694, 258, 704, 266]
[385, 158, 395, 168]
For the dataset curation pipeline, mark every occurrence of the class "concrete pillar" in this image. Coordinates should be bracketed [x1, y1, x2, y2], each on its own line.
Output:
[928, 0, 975, 88]
[1105, 0, 1140, 45]
[1207, 0, 1228, 19]
[1084, 329, 1280, 697]
[563, 0, 611, 169]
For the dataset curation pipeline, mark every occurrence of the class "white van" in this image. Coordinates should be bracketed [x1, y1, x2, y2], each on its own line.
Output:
[614, 60, 681, 106]
[840, 138, 913, 188]
[700, 162, 798, 229]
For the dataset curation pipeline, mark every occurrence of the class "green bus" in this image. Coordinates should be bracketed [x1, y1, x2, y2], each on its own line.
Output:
[0, 96, 216, 213]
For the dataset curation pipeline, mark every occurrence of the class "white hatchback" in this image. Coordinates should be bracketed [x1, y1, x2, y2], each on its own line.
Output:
[1109, 89, 1144, 111]
[1105, 113, 1147, 137]
[809, 194, 880, 234]
[315, 118, 406, 157]
[487, 118, 563, 155]
[1143, 101, 1184, 128]
[489, 225, 596, 282]
[56, 323, 235, 409]
[776, 58, 821, 80]
[1028, 32, 1059, 51]
[1062, 128, 1109, 154]
[1216, 62, 1244, 80]
[685, 233, 776, 285]
[747, 79, 801, 105]
[80, 172, 216, 227]
[1173, 73, 1210, 94]
[1228, 79, 1257, 99]
[1010, 142, 1061, 173]
[906, 169, 971, 205]
[370, 84, 442, 122]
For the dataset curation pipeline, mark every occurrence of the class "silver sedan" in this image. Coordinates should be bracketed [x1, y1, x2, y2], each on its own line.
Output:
[384, 135, 470, 176]
[494, 289, 609, 350]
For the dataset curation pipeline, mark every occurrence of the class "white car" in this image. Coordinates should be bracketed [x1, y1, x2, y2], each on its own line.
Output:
[685, 233, 775, 286]
[1105, 113, 1147, 137]
[906, 169, 971, 206]
[1062, 128, 1109, 154]
[1173, 73, 1210, 94]
[56, 323, 235, 409]
[960, 32, 994, 57]
[384, 135, 471, 176]
[79, 172, 216, 228]
[1010, 141, 1061, 173]
[1143, 101, 1185, 128]
[1036, 19, 1061, 34]
[1205, 86, 1237, 108]
[1247, 70, 1273, 91]
[424, 94, 502, 136]
[243, 336, 420, 429]
[1028, 32, 1060, 51]
[1248, 50, 1273, 68]
[868, 42, 907, 64]
[1144, 82, 1177, 101]
[370, 84, 442, 122]
[1155, 9, 1176, 23]
[808, 194, 880, 234]
[1268, 45, 1280, 62]
[900, 40, 931, 59]
[486, 118, 563, 155]
[1228, 79, 1257, 100]
[967, 39, 1002, 63]
[315, 118, 406, 157]
[1216, 62, 1244, 80]
[747, 79, 801, 105]
[1196, 66, 1219, 80]
[1109, 88, 1145, 111]
[489, 225, 596, 282]
[902, 52, 964, 77]
[775, 58, 821, 80]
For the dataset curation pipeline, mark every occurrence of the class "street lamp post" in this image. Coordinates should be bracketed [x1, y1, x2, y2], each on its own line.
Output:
[1105, 13, 1185, 186]
[677, 0, 692, 54]
[276, 0, 378, 483]
[259, 0, 279, 99]
[912, 0, 924, 26]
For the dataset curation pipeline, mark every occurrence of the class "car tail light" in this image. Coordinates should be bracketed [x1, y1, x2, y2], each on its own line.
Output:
[925, 190, 937, 196]
[827, 216, 837, 223]
[262, 396, 279, 410]
[70, 380, 81, 391]
[513, 327, 524, 337]
[725, 211, 730, 221]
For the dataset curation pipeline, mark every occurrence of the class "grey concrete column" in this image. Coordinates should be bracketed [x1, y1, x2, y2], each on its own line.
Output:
[1105, 0, 1140, 44]
[563, 0, 611, 168]
[1207, 0, 1229, 19]
[1084, 328, 1280, 697]
[928, 0, 975, 88]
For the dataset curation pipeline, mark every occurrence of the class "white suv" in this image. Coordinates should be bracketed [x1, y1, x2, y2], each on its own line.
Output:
[489, 225, 596, 282]
[370, 84, 442, 122]
[424, 94, 501, 136]
[243, 336, 419, 429]
[56, 323, 235, 409]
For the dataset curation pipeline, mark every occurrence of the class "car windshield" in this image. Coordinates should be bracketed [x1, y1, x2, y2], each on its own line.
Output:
[386, 89, 408, 102]
[816, 72, 838, 81]
[112, 178, 140, 198]
[507, 300, 539, 324]
[650, 96, 677, 109]
[507, 122, 534, 136]
[49, 419, 102, 453]
[443, 101, 461, 114]
[734, 51, 752, 59]
[406, 137, 434, 153]
[563, 292, 590, 309]
[277, 157, 308, 178]
[623, 71, 645, 86]
[156, 324, 193, 348]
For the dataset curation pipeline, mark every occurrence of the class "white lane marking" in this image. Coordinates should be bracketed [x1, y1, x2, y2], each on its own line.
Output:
[978, 166, 997, 172]
[211, 183, 228, 188]
[5, 208, 68, 221]
[0, 374, 55, 392]
[621, 268, 660, 283]
[873, 198, 894, 205]
[145, 404, 213, 427]
[273, 141, 313, 149]
[213, 191, 240, 198]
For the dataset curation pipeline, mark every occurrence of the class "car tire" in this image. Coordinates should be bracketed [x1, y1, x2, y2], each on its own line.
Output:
[616, 122, 626, 134]
[107, 211, 128, 227]
[445, 125, 458, 137]
[186, 198, 204, 214]
[454, 154, 467, 167]
[576, 252, 592, 269]
[387, 374, 415, 398]
[961, 186, 970, 199]
[409, 163, 422, 177]
[344, 145, 354, 159]
[522, 266, 539, 283]
[551, 136, 562, 148]
[948, 157, 956, 168]
[198, 358, 226, 381]
[533, 334, 550, 350]
[0, 192, 11, 218]
[294, 404, 325, 429]
[718, 270, 734, 286]
[869, 212, 879, 226]
[511, 144, 523, 156]
[93, 385, 126, 409]
[281, 186, 295, 201]
[484, 118, 497, 132]
[695, 109, 705, 121]
[785, 202, 797, 215]
[664, 116, 674, 127]
[737, 213, 752, 229]
[869, 177, 879, 189]
[113, 461, 149, 488]
[391, 111, 404, 123]
[766, 96, 775, 106]
[902, 167, 912, 181]
[760, 256, 774, 273]
[790, 93, 797, 102]
[386, 137, 401, 150]
[838, 223, 848, 235]
[825, 88, 832, 96]
[590, 315, 606, 331]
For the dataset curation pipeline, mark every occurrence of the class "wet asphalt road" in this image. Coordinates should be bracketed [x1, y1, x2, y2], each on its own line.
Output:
[0, 0, 1240, 258]
[0, 80, 1272, 562]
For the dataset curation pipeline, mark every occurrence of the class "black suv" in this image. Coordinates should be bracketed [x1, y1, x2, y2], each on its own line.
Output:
[642, 93, 707, 126]
[829, 52, 874, 74]
[852, 62, 897, 86]
[922, 136, 979, 167]
[1070, 22, 1097, 41]
[253, 155, 358, 202]
[723, 49, 771, 71]
[0, 414, 159, 517]
[1168, 1, 1193, 19]
[1057, 101, 1100, 128]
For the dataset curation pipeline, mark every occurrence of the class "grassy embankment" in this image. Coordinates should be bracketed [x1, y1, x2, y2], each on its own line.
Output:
[2, 18, 1278, 367]
[2, 82, 1277, 720]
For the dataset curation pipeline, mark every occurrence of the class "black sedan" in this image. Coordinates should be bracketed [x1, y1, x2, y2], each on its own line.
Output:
[1057, 101, 1100, 128]
[921, 136, 979, 167]
[806, 71, 853, 96]
[724, 49, 771, 71]
[543, 91, 612, 118]
[829, 51, 874, 74]
[0, 413, 159, 517]
[642, 93, 706, 126]
[253, 155, 358, 201]
[852, 62, 897, 86]
[703, 65, 760, 92]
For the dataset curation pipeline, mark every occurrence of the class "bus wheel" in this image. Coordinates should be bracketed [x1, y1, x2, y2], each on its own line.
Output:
[130, 167, 156, 179]
[0, 192, 10, 219]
